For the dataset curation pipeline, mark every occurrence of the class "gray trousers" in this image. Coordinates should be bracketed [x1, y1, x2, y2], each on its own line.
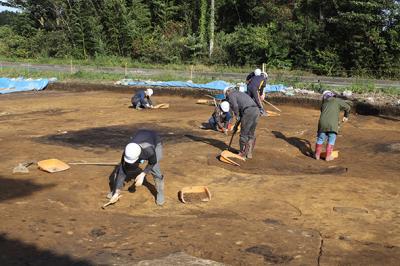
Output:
[240, 106, 260, 144]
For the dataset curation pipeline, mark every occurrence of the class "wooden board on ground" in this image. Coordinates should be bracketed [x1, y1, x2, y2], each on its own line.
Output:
[153, 103, 169, 109]
[37, 159, 70, 173]
[196, 99, 214, 105]
[179, 186, 211, 203]
[320, 150, 339, 160]
[219, 150, 245, 166]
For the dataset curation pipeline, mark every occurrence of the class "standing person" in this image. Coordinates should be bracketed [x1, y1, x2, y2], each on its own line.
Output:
[207, 101, 232, 134]
[108, 129, 164, 206]
[131, 89, 154, 109]
[224, 87, 260, 159]
[314, 91, 351, 161]
[246, 68, 268, 115]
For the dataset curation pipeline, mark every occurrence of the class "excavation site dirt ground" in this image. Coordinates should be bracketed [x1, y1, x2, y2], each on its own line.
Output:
[0, 88, 399, 265]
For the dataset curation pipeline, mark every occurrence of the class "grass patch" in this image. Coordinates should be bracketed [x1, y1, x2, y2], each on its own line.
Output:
[0, 67, 216, 84]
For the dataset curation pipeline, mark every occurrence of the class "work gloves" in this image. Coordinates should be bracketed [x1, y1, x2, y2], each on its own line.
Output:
[135, 172, 146, 186]
[109, 189, 121, 202]
[342, 117, 349, 123]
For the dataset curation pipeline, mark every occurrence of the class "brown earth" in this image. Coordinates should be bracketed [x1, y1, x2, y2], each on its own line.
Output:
[0, 89, 399, 265]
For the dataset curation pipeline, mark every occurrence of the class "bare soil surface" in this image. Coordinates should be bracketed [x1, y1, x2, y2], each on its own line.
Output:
[0, 89, 399, 265]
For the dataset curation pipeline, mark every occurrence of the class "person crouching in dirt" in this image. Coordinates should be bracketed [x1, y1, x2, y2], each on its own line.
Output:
[108, 129, 164, 205]
[208, 101, 233, 134]
[314, 90, 351, 161]
[246, 68, 267, 116]
[131, 89, 154, 109]
[224, 87, 260, 159]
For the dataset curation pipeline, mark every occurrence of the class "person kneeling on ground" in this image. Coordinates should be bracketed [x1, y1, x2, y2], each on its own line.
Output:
[224, 87, 260, 159]
[108, 129, 164, 205]
[207, 101, 233, 134]
[131, 89, 154, 109]
[314, 90, 351, 161]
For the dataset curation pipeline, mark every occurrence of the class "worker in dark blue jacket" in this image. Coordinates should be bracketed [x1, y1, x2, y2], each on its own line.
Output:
[131, 89, 154, 109]
[108, 129, 164, 206]
[208, 101, 233, 134]
[246, 68, 267, 115]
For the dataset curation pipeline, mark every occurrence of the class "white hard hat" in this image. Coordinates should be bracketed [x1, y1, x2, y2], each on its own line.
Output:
[254, 68, 262, 76]
[220, 101, 230, 112]
[322, 90, 334, 99]
[223, 86, 230, 95]
[124, 143, 141, 164]
[146, 88, 153, 96]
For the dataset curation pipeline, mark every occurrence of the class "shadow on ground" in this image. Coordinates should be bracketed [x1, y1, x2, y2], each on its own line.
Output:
[37, 124, 194, 150]
[0, 176, 55, 202]
[271, 131, 313, 157]
[0, 234, 93, 266]
[184, 134, 228, 151]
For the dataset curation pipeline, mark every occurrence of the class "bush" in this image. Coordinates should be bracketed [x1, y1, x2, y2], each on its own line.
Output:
[0, 26, 31, 58]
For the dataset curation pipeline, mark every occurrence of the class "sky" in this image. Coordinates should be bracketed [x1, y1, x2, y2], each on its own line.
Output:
[0, 1, 19, 12]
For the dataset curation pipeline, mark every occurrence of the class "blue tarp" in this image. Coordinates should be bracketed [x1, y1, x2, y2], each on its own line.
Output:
[0, 77, 49, 94]
[127, 80, 233, 91]
[125, 79, 287, 94]
[264, 84, 287, 93]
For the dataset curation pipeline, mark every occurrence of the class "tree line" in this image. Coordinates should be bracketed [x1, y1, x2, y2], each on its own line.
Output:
[0, 0, 399, 78]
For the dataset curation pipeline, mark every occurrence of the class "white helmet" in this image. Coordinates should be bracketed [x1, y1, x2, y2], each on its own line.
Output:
[223, 86, 231, 95]
[220, 101, 230, 112]
[146, 88, 153, 96]
[322, 90, 334, 99]
[124, 143, 141, 164]
[254, 68, 262, 76]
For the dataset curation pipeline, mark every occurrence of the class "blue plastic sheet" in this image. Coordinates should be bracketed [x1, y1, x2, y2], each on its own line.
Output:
[0, 77, 49, 94]
[125, 79, 287, 96]
[264, 84, 287, 93]
[127, 80, 233, 91]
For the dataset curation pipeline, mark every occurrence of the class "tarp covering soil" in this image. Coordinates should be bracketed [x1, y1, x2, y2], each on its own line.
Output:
[0, 77, 49, 94]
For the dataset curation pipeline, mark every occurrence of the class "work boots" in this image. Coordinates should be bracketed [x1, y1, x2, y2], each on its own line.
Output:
[314, 144, 323, 160]
[325, 144, 334, 161]
[154, 176, 165, 206]
[238, 140, 250, 159]
[247, 137, 256, 159]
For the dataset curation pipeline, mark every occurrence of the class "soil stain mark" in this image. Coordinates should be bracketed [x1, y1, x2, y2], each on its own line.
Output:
[272, 131, 313, 157]
[89, 228, 106, 238]
[375, 143, 400, 154]
[333, 206, 369, 214]
[263, 218, 284, 225]
[0, 234, 93, 266]
[208, 151, 348, 176]
[246, 245, 293, 264]
[184, 134, 228, 150]
[0, 108, 77, 121]
[0, 176, 55, 202]
[37, 123, 194, 150]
